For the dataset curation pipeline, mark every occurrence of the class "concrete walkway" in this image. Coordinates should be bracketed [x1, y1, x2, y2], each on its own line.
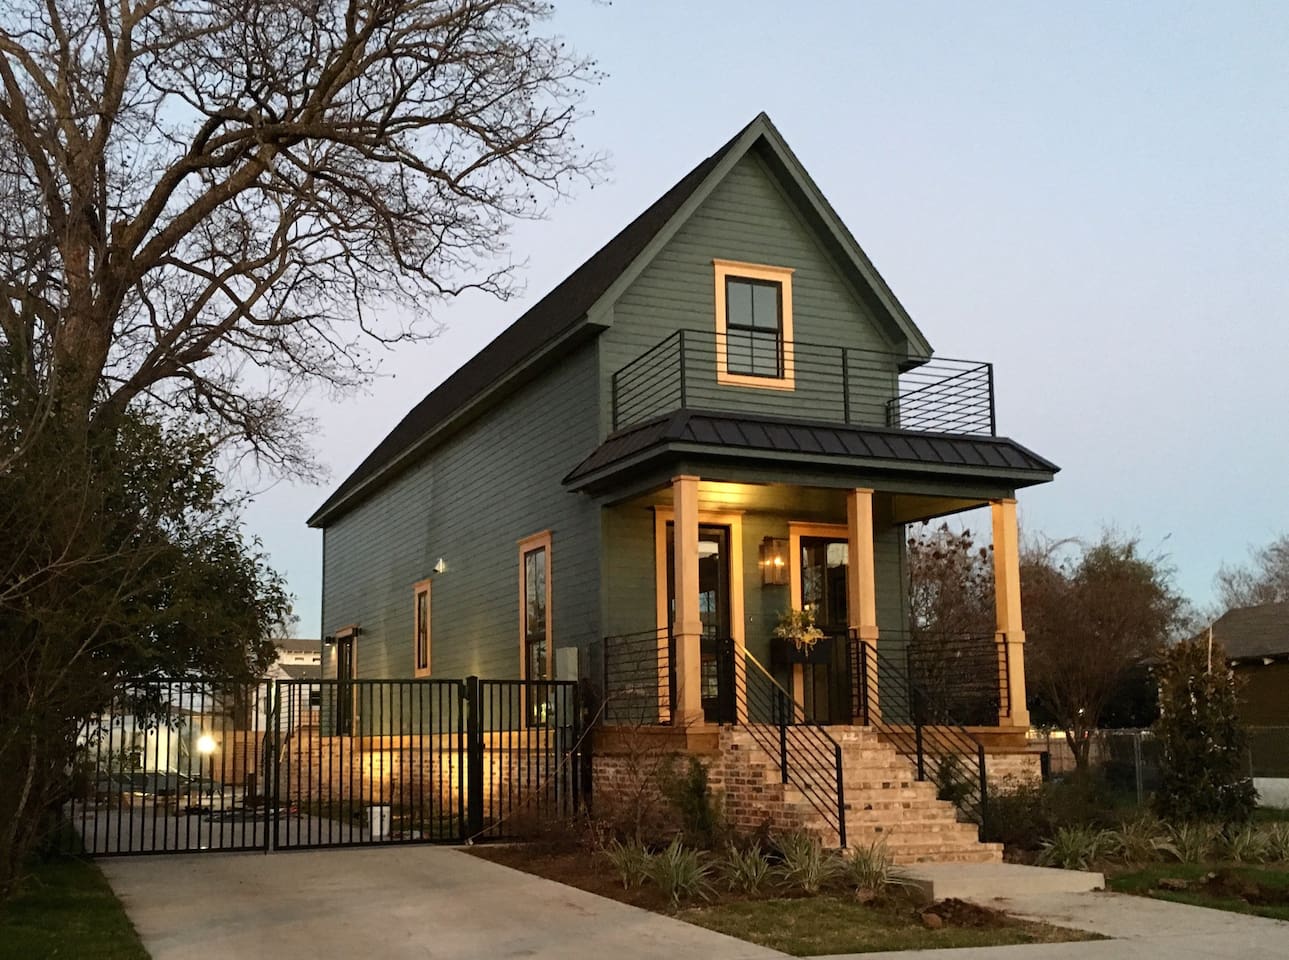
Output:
[821, 889, 1289, 960]
[100, 846, 780, 960]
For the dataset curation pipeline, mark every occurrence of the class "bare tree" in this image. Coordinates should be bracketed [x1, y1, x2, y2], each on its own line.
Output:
[1216, 533, 1289, 610]
[1023, 534, 1184, 771]
[0, 0, 599, 471]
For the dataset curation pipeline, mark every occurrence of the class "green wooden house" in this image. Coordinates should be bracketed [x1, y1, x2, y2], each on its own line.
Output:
[308, 114, 1058, 858]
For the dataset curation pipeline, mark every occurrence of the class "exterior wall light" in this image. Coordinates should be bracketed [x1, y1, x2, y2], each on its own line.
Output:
[196, 734, 217, 755]
[433, 558, 447, 575]
[759, 537, 788, 586]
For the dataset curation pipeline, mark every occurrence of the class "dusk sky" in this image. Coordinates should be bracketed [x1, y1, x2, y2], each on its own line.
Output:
[240, 1, 1289, 637]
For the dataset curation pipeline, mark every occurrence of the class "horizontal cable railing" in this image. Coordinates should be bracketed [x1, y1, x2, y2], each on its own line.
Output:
[610, 328, 995, 436]
[600, 628, 674, 725]
[736, 644, 847, 848]
[850, 633, 991, 834]
[904, 632, 1009, 727]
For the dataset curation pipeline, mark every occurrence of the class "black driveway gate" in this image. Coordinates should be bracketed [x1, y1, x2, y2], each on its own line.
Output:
[65, 676, 586, 857]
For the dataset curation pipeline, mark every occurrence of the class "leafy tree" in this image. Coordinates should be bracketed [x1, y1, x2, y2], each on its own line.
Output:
[1153, 637, 1257, 824]
[1216, 534, 1289, 609]
[1023, 535, 1183, 771]
[0, 403, 290, 894]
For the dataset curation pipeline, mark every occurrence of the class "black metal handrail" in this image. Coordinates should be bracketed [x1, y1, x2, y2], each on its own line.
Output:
[735, 645, 847, 848]
[850, 633, 991, 835]
[610, 328, 996, 436]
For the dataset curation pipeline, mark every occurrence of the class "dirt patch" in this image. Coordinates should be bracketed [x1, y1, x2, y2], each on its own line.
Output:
[1196, 870, 1289, 907]
[919, 898, 1010, 930]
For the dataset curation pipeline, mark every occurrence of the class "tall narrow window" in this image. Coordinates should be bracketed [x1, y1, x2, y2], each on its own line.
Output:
[412, 579, 431, 678]
[714, 259, 795, 389]
[518, 532, 552, 681]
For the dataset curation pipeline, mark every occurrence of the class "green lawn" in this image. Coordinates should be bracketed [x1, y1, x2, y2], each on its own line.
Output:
[0, 853, 147, 960]
[679, 896, 1094, 956]
[1109, 863, 1289, 922]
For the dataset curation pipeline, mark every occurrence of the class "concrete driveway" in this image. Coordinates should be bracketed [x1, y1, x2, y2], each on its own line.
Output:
[100, 845, 781, 960]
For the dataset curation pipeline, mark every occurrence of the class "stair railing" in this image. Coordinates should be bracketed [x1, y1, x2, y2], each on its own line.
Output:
[728, 641, 847, 848]
[850, 632, 991, 837]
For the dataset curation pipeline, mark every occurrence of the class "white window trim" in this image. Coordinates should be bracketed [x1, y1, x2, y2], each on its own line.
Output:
[713, 258, 796, 390]
[518, 531, 553, 680]
[412, 579, 432, 678]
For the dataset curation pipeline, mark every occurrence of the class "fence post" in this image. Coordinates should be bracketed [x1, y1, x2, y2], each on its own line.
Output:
[266, 680, 280, 853]
[1133, 731, 1144, 806]
[465, 675, 484, 839]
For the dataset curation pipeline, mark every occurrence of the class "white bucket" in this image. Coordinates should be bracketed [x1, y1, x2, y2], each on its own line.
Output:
[366, 804, 391, 838]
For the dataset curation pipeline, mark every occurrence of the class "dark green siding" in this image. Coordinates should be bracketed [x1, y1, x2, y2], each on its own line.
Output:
[599, 149, 900, 434]
[321, 343, 601, 682]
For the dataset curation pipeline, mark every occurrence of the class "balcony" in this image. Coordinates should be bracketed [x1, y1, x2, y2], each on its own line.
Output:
[610, 329, 996, 436]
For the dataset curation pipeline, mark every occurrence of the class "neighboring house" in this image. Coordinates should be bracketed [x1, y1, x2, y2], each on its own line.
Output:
[261, 638, 323, 729]
[1212, 602, 1289, 807]
[308, 113, 1059, 858]
[1212, 602, 1289, 726]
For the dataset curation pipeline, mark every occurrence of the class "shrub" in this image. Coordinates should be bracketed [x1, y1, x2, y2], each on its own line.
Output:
[719, 843, 773, 894]
[659, 755, 725, 848]
[1218, 824, 1268, 864]
[1153, 638, 1257, 825]
[1104, 816, 1174, 864]
[1164, 823, 1218, 864]
[1037, 825, 1111, 870]
[839, 841, 911, 897]
[1261, 823, 1289, 863]
[774, 831, 842, 894]
[983, 776, 1125, 850]
[933, 754, 975, 806]
[646, 837, 714, 907]
[602, 839, 651, 889]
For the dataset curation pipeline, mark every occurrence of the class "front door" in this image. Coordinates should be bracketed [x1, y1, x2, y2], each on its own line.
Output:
[799, 536, 850, 723]
[666, 523, 735, 723]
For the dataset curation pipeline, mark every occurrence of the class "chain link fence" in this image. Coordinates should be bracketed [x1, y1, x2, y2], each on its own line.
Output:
[1026, 725, 1289, 807]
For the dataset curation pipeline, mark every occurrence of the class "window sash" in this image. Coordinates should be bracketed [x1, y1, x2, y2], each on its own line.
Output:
[724, 277, 783, 377]
[414, 587, 430, 672]
[523, 545, 548, 680]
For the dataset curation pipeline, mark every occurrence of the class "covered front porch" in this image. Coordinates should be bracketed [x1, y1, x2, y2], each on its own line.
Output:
[563, 409, 1058, 743]
[597, 476, 1029, 736]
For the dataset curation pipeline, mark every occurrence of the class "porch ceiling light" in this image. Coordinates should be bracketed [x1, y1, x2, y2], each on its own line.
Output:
[759, 537, 788, 586]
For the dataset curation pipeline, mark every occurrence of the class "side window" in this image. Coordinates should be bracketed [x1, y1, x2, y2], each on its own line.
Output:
[518, 532, 552, 681]
[413, 579, 431, 678]
[714, 260, 795, 389]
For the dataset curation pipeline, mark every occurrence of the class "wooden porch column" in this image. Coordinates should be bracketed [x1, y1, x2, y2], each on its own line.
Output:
[991, 498, 1030, 728]
[847, 488, 879, 722]
[671, 475, 705, 727]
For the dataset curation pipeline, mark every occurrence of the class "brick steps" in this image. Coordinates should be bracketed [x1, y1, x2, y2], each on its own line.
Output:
[711, 725, 1000, 865]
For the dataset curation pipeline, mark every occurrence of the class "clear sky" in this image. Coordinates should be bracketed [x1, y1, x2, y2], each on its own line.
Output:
[239, 0, 1289, 637]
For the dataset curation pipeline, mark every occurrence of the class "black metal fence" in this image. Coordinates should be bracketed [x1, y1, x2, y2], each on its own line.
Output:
[610, 329, 996, 436]
[63, 675, 587, 857]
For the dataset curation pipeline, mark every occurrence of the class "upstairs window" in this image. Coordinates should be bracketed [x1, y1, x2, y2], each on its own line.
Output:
[714, 260, 795, 389]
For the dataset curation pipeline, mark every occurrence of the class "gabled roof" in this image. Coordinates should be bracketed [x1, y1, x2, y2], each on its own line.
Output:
[309, 113, 934, 527]
[1212, 602, 1289, 661]
[563, 411, 1059, 493]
